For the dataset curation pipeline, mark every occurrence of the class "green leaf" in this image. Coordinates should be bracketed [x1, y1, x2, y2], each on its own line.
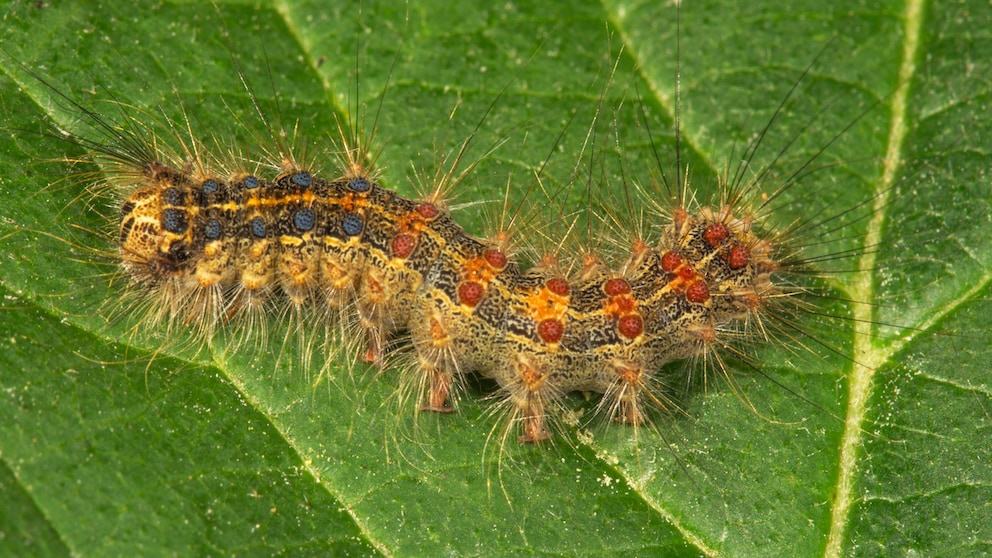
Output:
[1, 0, 989, 556]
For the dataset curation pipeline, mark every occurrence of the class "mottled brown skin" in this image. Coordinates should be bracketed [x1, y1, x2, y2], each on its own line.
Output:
[120, 160, 777, 443]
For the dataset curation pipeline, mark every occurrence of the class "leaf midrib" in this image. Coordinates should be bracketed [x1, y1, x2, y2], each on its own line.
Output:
[825, 0, 920, 555]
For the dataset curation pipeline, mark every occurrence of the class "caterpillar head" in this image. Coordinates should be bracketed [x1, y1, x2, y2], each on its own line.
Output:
[118, 162, 194, 283]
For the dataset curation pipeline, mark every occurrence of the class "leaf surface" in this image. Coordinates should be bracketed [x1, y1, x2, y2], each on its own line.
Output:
[0, 1, 989, 556]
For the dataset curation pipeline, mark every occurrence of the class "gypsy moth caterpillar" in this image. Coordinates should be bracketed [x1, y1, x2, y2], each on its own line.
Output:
[1, 1, 990, 557]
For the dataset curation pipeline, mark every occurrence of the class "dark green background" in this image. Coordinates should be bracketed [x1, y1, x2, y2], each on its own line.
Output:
[0, 0, 989, 556]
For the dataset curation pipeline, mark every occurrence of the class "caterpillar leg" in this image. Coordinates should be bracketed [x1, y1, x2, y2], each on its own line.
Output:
[518, 400, 550, 444]
[612, 363, 647, 426]
[360, 324, 384, 365]
[419, 362, 455, 413]
[408, 295, 462, 413]
[506, 355, 551, 443]
[357, 267, 389, 364]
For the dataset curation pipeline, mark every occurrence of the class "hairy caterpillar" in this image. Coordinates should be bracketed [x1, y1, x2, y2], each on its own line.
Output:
[1, 1, 990, 557]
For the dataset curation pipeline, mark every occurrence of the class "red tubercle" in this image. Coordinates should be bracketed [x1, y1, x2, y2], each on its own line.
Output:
[458, 281, 484, 307]
[704, 222, 729, 247]
[661, 251, 683, 273]
[545, 277, 570, 297]
[415, 202, 439, 219]
[677, 265, 696, 280]
[603, 278, 631, 296]
[686, 279, 710, 304]
[484, 248, 508, 269]
[617, 315, 644, 339]
[537, 318, 565, 344]
[391, 234, 416, 258]
[727, 244, 750, 269]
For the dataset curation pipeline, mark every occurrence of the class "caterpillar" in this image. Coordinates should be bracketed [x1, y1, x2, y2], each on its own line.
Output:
[1, 1, 990, 557]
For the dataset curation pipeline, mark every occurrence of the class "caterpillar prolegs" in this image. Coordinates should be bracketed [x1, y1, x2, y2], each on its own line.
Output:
[2, 1, 990, 557]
